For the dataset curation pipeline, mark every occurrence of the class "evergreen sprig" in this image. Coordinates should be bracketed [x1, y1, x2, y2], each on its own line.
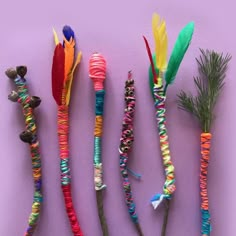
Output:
[177, 49, 231, 132]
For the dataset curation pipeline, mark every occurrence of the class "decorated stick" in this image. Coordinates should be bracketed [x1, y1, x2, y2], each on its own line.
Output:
[89, 53, 109, 236]
[119, 72, 144, 236]
[143, 13, 194, 235]
[177, 49, 231, 236]
[51, 26, 83, 236]
[6, 66, 42, 236]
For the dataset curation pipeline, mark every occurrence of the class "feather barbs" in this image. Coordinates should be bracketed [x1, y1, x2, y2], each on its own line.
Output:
[152, 13, 168, 72]
[51, 26, 82, 106]
[145, 13, 194, 94]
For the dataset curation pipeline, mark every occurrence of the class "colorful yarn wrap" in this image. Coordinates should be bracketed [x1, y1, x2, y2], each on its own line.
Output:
[150, 83, 176, 209]
[200, 133, 212, 235]
[89, 53, 108, 235]
[143, 13, 193, 211]
[143, 12, 194, 236]
[119, 72, 143, 236]
[51, 26, 83, 236]
[6, 66, 42, 236]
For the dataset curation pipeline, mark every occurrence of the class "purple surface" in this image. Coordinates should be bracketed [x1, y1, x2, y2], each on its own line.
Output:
[0, 0, 235, 235]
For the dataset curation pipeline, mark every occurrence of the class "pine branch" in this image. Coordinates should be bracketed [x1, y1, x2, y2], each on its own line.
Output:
[177, 49, 231, 132]
[177, 91, 196, 115]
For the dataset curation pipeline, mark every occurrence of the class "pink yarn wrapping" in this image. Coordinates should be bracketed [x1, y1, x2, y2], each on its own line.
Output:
[89, 53, 106, 91]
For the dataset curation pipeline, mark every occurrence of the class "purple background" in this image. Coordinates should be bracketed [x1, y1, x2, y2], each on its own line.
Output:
[0, 0, 235, 235]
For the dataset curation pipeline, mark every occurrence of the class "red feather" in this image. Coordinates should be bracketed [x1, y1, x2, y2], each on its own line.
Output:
[52, 44, 65, 105]
[143, 36, 157, 84]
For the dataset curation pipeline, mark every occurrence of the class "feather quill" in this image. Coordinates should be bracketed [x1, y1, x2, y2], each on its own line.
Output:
[165, 22, 194, 88]
[152, 13, 168, 72]
[52, 43, 65, 105]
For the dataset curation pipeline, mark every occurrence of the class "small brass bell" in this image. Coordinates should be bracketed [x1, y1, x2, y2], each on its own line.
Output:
[5, 68, 17, 80]
[29, 96, 41, 108]
[8, 91, 19, 102]
[16, 66, 27, 78]
[19, 130, 33, 143]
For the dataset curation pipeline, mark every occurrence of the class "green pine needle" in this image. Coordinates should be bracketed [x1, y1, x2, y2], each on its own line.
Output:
[177, 49, 231, 132]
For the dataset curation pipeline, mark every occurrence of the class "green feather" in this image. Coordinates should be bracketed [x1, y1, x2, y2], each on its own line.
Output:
[149, 54, 159, 97]
[165, 22, 194, 91]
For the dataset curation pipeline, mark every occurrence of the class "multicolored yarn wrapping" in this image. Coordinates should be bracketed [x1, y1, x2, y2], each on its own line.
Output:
[6, 66, 42, 236]
[150, 84, 176, 210]
[143, 14, 193, 220]
[52, 26, 83, 236]
[200, 133, 212, 235]
[89, 53, 108, 236]
[119, 72, 144, 236]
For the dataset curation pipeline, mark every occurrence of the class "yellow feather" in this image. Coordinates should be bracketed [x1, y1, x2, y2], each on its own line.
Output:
[65, 51, 82, 106]
[152, 13, 168, 72]
[64, 37, 75, 83]
[52, 28, 59, 45]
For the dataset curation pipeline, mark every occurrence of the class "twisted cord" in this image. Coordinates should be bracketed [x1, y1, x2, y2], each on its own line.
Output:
[119, 74, 143, 236]
[150, 85, 176, 210]
[13, 77, 42, 236]
[200, 133, 212, 236]
[58, 105, 83, 236]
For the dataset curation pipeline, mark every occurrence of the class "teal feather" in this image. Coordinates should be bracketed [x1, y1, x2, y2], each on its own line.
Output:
[165, 22, 194, 91]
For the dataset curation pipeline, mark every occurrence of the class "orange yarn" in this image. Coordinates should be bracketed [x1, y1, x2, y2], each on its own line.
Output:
[58, 105, 69, 159]
[200, 133, 212, 211]
[94, 116, 103, 137]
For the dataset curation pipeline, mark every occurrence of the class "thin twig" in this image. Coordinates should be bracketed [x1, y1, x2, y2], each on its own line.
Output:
[96, 191, 109, 236]
[161, 200, 170, 236]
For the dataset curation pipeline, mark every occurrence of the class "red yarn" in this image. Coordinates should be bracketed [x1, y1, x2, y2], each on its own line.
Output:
[62, 185, 83, 236]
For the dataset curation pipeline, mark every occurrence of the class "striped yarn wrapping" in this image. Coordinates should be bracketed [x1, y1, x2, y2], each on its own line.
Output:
[89, 53, 108, 236]
[150, 85, 176, 210]
[200, 133, 212, 236]
[119, 73, 143, 236]
[13, 76, 42, 236]
[58, 105, 83, 236]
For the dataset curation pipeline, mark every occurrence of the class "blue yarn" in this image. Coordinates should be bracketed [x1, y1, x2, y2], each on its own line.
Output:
[34, 192, 43, 203]
[63, 25, 75, 41]
[60, 158, 71, 185]
[95, 90, 105, 115]
[127, 167, 142, 179]
[94, 137, 101, 165]
[129, 202, 138, 223]
[151, 194, 162, 203]
[151, 193, 171, 203]
[201, 209, 212, 235]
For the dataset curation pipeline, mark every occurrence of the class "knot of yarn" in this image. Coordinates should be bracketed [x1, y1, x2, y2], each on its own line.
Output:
[150, 193, 171, 210]
[89, 53, 106, 91]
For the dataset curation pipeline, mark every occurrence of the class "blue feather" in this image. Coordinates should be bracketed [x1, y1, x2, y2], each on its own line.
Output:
[63, 25, 75, 41]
